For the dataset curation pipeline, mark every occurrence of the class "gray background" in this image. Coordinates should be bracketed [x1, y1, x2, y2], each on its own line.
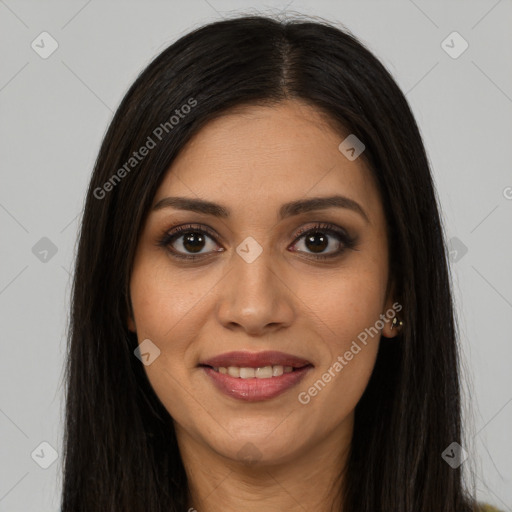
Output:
[1, 1, 511, 510]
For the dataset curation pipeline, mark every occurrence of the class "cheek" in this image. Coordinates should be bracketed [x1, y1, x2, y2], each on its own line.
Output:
[297, 346, 379, 434]
[295, 264, 387, 349]
[296, 283, 382, 424]
[292, 264, 385, 415]
[130, 257, 209, 342]
[129, 260, 218, 416]
[129, 277, 201, 426]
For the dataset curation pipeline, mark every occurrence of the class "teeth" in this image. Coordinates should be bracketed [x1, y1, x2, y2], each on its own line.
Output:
[227, 366, 240, 378]
[211, 364, 298, 379]
[239, 367, 255, 378]
[255, 366, 273, 378]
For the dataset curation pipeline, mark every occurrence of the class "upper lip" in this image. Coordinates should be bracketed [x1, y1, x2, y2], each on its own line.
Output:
[200, 350, 313, 369]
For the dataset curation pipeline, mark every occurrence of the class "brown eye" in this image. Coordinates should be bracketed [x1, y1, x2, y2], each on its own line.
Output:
[302, 231, 330, 253]
[158, 224, 223, 260]
[289, 223, 357, 260]
[177, 232, 208, 254]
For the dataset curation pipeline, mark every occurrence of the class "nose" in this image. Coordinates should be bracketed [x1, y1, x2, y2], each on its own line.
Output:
[215, 245, 295, 336]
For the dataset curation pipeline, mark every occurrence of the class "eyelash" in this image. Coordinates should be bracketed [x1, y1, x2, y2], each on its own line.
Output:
[156, 222, 357, 261]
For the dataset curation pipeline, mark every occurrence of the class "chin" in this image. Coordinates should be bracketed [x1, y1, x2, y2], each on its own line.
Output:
[204, 424, 307, 467]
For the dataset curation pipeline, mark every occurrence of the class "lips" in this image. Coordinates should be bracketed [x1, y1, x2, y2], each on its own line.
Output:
[199, 350, 314, 401]
[200, 350, 312, 369]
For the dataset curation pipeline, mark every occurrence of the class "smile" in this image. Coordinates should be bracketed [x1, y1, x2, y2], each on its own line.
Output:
[199, 350, 314, 401]
[209, 365, 295, 378]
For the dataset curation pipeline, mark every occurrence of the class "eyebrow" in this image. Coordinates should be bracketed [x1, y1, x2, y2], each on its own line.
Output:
[152, 194, 369, 223]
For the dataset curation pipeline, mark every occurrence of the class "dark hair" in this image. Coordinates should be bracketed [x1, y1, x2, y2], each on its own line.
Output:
[61, 13, 478, 511]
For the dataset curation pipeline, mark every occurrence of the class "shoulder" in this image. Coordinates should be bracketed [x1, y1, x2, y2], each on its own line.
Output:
[476, 503, 504, 512]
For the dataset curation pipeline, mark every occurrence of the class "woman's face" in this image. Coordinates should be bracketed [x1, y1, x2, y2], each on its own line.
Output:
[128, 99, 398, 466]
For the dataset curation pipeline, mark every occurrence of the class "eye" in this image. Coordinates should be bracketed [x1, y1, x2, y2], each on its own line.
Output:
[157, 224, 223, 260]
[289, 222, 357, 260]
[157, 222, 357, 262]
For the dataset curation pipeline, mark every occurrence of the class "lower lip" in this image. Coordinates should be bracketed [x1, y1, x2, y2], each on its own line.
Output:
[201, 366, 313, 402]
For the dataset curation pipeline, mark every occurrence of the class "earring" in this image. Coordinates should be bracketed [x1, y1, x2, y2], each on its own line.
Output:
[391, 317, 403, 330]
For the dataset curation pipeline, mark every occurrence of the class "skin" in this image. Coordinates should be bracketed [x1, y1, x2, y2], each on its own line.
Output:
[127, 99, 400, 512]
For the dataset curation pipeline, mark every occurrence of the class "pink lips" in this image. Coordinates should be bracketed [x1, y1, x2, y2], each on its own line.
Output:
[199, 350, 313, 402]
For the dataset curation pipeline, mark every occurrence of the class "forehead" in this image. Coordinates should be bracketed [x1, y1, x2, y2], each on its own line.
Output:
[153, 100, 382, 224]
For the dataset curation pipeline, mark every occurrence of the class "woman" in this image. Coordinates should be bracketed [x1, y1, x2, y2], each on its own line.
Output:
[61, 14, 501, 512]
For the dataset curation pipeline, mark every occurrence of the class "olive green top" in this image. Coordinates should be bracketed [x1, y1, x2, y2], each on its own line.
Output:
[478, 503, 504, 512]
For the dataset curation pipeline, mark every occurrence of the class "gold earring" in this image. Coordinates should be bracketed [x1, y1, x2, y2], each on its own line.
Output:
[391, 317, 403, 330]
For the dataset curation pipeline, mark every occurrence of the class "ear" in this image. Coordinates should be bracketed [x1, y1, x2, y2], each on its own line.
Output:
[381, 281, 403, 339]
[127, 300, 136, 333]
[127, 314, 136, 333]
